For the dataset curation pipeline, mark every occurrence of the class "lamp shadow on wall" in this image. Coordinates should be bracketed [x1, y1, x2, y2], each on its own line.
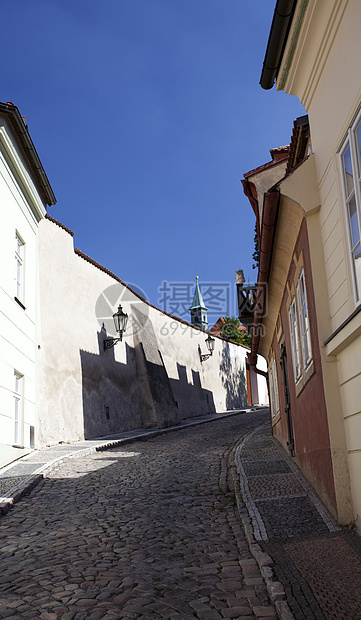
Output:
[219, 343, 247, 410]
[79, 327, 216, 440]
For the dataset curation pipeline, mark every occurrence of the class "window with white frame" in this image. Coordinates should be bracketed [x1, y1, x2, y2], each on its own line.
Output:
[289, 297, 302, 382]
[288, 267, 313, 385]
[15, 232, 24, 303]
[340, 114, 361, 302]
[269, 363, 276, 418]
[296, 268, 312, 369]
[14, 371, 23, 447]
[269, 357, 280, 419]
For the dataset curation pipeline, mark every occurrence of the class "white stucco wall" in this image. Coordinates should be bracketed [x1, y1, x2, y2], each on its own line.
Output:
[0, 119, 46, 453]
[37, 218, 255, 447]
[254, 355, 269, 406]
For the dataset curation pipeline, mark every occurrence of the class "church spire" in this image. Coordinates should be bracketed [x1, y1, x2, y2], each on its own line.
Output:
[189, 276, 208, 330]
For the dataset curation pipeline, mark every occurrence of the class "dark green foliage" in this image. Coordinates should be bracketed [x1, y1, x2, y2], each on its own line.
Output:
[221, 316, 252, 348]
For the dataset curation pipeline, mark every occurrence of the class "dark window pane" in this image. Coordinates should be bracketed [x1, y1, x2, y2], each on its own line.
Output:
[343, 145, 354, 196]
[356, 121, 361, 177]
[354, 249, 361, 301]
[349, 195, 360, 248]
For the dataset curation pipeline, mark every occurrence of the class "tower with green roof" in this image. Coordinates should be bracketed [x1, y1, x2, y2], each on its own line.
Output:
[189, 276, 208, 331]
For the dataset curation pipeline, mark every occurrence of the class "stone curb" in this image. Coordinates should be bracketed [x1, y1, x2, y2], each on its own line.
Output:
[229, 426, 296, 620]
[0, 408, 263, 518]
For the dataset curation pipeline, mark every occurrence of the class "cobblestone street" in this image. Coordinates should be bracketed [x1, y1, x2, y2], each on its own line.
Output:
[236, 427, 361, 620]
[0, 410, 276, 620]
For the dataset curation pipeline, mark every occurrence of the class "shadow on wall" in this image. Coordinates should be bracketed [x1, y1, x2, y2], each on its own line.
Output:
[80, 338, 142, 440]
[169, 364, 215, 418]
[219, 342, 247, 410]
[79, 326, 215, 440]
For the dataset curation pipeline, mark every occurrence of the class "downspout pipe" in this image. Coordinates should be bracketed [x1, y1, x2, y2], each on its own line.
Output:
[248, 363, 268, 380]
[260, 0, 297, 90]
[247, 189, 280, 374]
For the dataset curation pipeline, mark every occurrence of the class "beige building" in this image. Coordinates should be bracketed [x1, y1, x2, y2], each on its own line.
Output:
[257, 0, 361, 528]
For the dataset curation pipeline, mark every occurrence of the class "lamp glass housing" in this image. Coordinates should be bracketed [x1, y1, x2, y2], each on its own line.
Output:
[113, 304, 128, 335]
[205, 334, 215, 353]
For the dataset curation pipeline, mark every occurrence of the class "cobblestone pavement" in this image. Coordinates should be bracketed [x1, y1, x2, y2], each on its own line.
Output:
[0, 410, 278, 620]
[235, 426, 361, 620]
[0, 410, 254, 508]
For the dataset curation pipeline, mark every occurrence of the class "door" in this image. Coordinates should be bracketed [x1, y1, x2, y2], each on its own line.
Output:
[280, 342, 295, 456]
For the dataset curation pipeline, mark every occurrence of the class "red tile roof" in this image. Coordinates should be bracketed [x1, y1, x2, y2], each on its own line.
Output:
[243, 147, 289, 179]
[45, 214, 74, 236]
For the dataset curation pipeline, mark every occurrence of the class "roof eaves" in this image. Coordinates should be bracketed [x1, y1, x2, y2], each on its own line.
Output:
[243, 151, 289, 179]
[0, 101, 56, 206]
[286, 115, 310, 174]
[260, 0, 298, 90]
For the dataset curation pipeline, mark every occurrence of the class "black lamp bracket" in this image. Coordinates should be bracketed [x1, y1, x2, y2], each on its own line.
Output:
[103, 334, 123, 351]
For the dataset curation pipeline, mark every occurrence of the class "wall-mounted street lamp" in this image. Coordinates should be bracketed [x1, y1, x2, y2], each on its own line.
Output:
[200, 334, 215, 362]
[104, 304, 129, 351]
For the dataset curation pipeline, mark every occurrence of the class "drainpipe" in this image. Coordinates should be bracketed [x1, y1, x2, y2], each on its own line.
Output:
[246, 189, 279, 391]
[260, 0, 297, 90]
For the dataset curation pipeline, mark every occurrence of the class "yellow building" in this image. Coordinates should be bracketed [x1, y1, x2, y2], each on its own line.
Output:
[255, 0, 361, 528]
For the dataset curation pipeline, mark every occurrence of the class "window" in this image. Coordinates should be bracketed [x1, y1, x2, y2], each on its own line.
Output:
[269, 357, 280, 419]
[289, 297, 302, 382]
[15, 232, 24, 304]
[288, 267, 313, 386]
[340, 114, 361, 301]
[296, 269, 312, 368]
[14, 371, 23, 447]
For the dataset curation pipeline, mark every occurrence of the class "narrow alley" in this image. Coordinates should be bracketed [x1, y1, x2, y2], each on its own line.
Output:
[0, 410, 275, 620]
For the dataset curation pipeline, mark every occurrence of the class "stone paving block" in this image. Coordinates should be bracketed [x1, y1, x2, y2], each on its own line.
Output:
[241, 565, 261, 576]
[266, 580, 285, 602]
[244, 578, 264, 586]
[197, 610, 223, 620]
[239, 559, 257, 566]
[221, 605, 252, 617]
[217, 579, 244, 592]
[252, 606, 277, 617]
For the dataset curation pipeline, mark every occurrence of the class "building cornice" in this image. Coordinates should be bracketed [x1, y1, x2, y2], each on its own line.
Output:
[278, 0, 348, 109]
[278, 0, 310, 92]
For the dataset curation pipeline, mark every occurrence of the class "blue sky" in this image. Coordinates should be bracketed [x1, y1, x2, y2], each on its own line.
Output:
[4, 1, 305, 325]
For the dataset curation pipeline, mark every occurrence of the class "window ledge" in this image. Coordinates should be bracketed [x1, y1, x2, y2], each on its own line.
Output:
[14, 297, 26, 310]
[295, 359, 314, 396]
[271, 411, 281, 425]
